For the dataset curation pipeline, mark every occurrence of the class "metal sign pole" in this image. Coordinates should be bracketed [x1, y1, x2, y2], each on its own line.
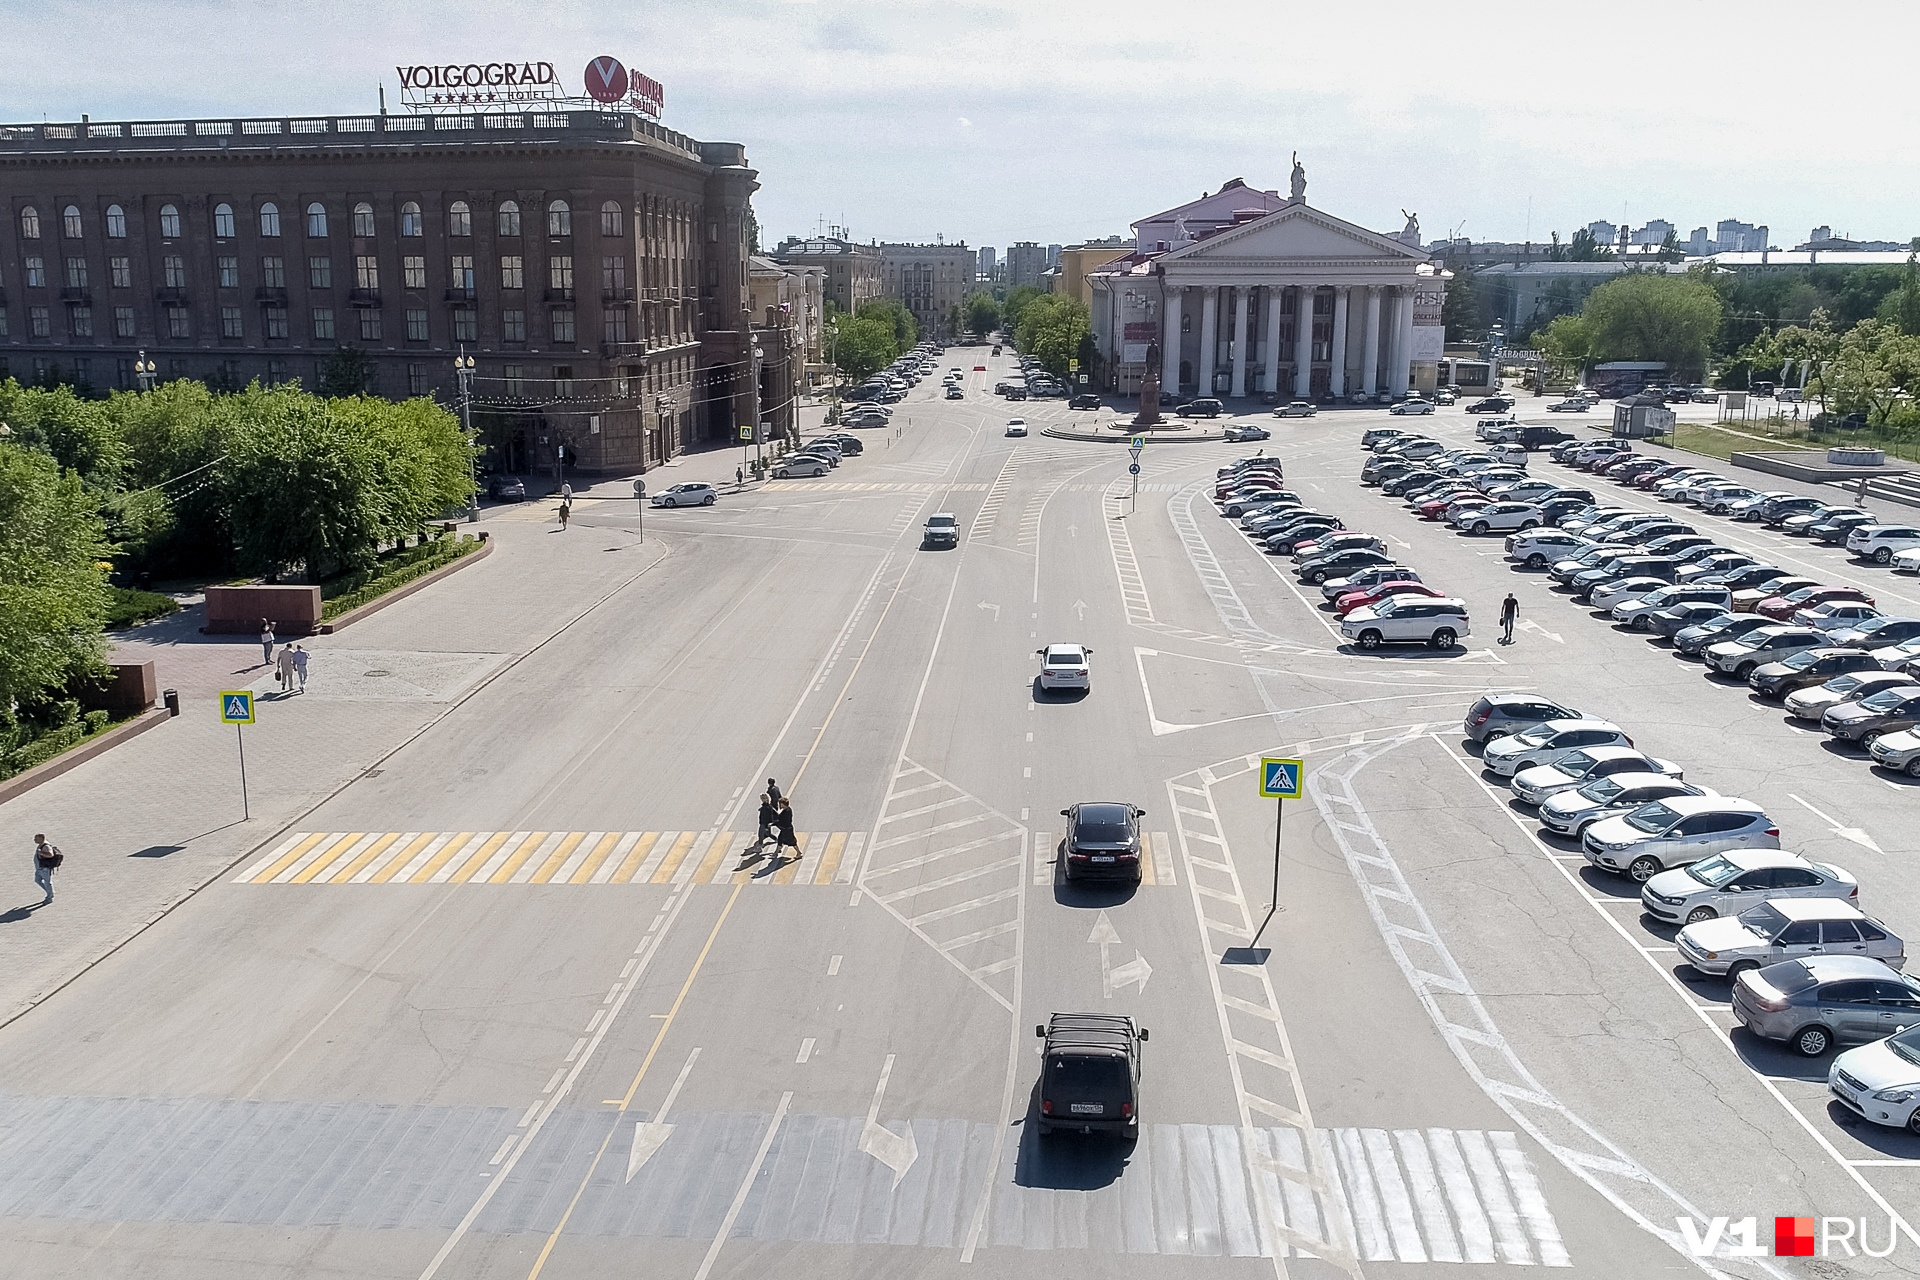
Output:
[1250, 797, 1281, 946]
[236, 725, 250, 820]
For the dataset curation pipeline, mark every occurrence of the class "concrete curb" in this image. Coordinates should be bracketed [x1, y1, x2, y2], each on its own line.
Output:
[316, 536, 493, 634]
[1041, 426, 1227, 444]
[0, 708, 172, 807]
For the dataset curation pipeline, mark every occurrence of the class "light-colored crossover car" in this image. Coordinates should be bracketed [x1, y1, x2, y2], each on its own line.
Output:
[1581, 796, 1778, 881]
[1641, 850, 1857, 925]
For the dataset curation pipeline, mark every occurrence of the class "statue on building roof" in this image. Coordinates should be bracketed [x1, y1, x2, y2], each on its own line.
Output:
[1290, 153, 1307, 203]
[1400, 210, 1421, 246]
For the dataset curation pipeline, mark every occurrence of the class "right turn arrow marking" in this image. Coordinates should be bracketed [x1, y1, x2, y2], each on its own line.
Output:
[857, 1053, 919, 1184]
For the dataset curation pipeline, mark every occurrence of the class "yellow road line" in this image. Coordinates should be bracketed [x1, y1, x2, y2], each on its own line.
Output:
[304, 832, 398, 885]
[250, 832, 331, 883]
[489, 832, 551, 884]
[396, 831, 475, 884]
[449, 831, 513, 883]
[529, 832, 587, 884]
[689, 831, 732, 884]
[352, 831, 432, 883]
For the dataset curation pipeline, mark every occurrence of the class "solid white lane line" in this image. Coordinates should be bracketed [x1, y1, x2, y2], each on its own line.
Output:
[691, 1092, 793, 1280]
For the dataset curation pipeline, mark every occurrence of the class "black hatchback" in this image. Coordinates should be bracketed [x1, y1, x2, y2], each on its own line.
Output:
[1060, 802, 1146, 881]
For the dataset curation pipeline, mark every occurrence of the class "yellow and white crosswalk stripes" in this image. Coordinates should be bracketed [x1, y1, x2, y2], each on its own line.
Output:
[1031, 832, 1177, 885]
[759, 481, 991, 493]
[236, 831, 865, 887]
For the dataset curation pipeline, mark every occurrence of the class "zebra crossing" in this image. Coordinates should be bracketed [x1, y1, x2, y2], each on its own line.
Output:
[234, 830, 865, 887]
[1031, 831, 1176, 885]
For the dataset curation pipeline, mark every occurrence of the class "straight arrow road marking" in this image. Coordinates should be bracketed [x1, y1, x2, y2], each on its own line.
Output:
[1088, 909, 1152, 996]
[857, 1053, 919, 1185]
[627, 1046, 701, 1182]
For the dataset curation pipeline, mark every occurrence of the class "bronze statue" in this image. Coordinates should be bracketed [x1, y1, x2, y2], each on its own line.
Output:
[1133, 339, 1163, 427]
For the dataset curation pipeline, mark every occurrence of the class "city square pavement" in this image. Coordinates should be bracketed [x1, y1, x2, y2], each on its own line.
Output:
[1, 353, 1916, 1278]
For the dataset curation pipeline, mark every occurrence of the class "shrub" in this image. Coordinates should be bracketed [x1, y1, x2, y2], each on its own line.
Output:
[105, 586, 181, 629]
[320, 534, 480, 619]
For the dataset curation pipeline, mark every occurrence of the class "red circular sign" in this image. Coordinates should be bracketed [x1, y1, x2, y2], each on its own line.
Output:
[584, 56, 629, 104]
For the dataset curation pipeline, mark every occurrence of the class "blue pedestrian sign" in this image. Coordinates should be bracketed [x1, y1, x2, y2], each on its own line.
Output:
[219, 690, 256, 725]
[1130, 435, 1147, 450]
[1129, 462, 1141, 475]
[1258, 756, 1304, 800]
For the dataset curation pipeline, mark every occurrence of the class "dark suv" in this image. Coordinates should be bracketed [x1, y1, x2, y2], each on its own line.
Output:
[1035, 1013, 1147, 1138]
[1060, 801, 1146, 881]
[1179, 398, 1225, 418]
[1069, 394, 1101, 409]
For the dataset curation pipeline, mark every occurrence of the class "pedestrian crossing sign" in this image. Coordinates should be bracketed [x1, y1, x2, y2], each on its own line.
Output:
[1130, 435, 1147, 450]
[1259, 756, 1304, 800]
[219, 691, 255, 725]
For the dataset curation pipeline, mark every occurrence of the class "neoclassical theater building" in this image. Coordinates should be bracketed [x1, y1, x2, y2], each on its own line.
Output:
[1088, 167, 1449, 403]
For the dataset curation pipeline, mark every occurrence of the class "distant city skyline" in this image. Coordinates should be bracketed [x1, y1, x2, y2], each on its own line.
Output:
[5, 0, 1916, 251]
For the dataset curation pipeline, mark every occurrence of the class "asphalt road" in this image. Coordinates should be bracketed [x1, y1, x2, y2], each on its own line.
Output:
[2, 358, 1916, 1279]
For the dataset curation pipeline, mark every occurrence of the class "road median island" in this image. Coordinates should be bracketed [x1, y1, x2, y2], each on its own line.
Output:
[1042, 424, 1226, 444]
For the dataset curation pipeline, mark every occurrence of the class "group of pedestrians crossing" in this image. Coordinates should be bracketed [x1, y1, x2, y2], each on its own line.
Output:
[754, 777, 801, 863]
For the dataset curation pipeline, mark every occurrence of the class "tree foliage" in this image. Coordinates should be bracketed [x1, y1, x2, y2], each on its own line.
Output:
[0, 381, 129, 487]
[1002, 285, 1044, 334]
[829, 311, 901, 382]
[316, 345, 376, 397]
[1013, 294, 1091, 377]
[0, 442, 110, 712]
[964, 290, 1001, 337]
[1580, 273, 1723, 378]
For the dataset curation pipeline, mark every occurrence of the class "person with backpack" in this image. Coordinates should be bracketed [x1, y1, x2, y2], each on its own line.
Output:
[32, 834, 61, 905]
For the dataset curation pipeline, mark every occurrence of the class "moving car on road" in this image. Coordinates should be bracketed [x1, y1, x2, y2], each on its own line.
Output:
[1036, 644, 1092, 695]
[1006, 419, 1029, 437]
[1274, 400, 1318, 418]
[486, 475, 527, 501]
[1389, 398, 1436, 416]
[1059, 802, 1147, 882]
[773, 456, 829, 478]
[1224, 424, 1272, 442]
[650, 482, 717, 507]
[923, 513, 959, 549]
[1034, 1013, 1147, 1138]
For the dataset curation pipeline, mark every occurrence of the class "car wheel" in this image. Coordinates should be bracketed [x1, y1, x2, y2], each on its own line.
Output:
[1908, 1110, 1920, 1137]
[1520, 519, 1538, 530]
[1908, 758, 1920, 779]
[1429, 627, 1459, 649]
[703, 494, 717, 506]
[1309, 570, 1327, 584]
[1527, 552, 1548, 568]
[1358, 629, 1383, 650]
[1734, 662, 1756, 679]
[1875, 547, 1893, 564]
[1627, 855, 1661, 882]
[1685, 906, 1716, 924]
[1472, 521, 1489, 535]
[1631, 615, 1648, 632]
[1727, 960, 1759, 981]
[1793, 1025, 1833, 1057]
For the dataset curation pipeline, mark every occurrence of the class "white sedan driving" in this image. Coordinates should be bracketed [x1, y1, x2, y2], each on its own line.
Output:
[1036, 644, 1091, 693]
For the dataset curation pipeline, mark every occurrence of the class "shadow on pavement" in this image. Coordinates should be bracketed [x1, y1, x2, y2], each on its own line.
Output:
[1012, 1085, 1135, 1190]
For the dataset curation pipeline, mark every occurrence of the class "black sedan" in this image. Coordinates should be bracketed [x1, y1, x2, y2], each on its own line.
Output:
[1748, 647, 1883, 699]
[1060, 802, 1147, 882]
[1466, 397, 1515, 414]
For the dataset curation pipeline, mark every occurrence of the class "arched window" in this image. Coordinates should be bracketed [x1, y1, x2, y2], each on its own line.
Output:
[600, 201, 623, 237]
[259, 202, 281, 237]
[105, 205, 126, 238]
[305, 202, 328, 237]
[62, 205, 83, 238]
[400, 201, 422, 237]
[19, 206, 41, 239]
[547, 199, 571, 237]
[448, 200, 472, 237]
[353, 202, 375, 237]
[159, 204, 181, 238]
[213, 203, 235, 238]
[496, 200, 521, 237]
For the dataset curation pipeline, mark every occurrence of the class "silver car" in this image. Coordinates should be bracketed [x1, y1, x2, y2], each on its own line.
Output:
[1482, 719, 1634, 778]
[1462, 694, 1585, 744]
[1640, 850, 1857, 925]
[1732, 953, 1918, 1057]
[1867, 728, 1920, 777]
[1683, 899, 1902, 982]
[1704, 626, 1826, 678]
[1581, 795, 1778, 881]
[1509, 747, 1684, 805]
[1538, 773, 1704, 837]
[1784, 670, 1917, 722]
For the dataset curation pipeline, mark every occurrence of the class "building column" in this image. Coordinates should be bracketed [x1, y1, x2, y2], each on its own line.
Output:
[1329, 286, 1350, 398]
[1161, 288, 1183, 392]
[1229, 287, 1250, 399]
[1197, 287, 1219, 397]
[1293, 286, 1315, 398]
[1262, 285, 1285, 394]
[1390, 286, 1415, 397]
[1361, 287, 1382, 399]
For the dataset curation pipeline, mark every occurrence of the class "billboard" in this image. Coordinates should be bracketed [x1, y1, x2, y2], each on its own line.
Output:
[1410, 284, 1446, 362]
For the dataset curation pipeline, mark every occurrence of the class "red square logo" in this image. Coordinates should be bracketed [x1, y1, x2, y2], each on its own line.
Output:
[1775, 1217, 1816, 1257]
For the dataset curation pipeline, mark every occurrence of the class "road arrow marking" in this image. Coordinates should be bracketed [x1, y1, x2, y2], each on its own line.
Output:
[1108, 953, 1154, 994]
[627, 1047, 701, 1182]
[857, 1053, 918, 1184]
[1068, 524, 1078, 538]
[1388, 535, 1412, 548]
[1789, 794, 1884, 853]
[1073, 599, 1088, 621]
[1519, 619, 1564, 644]
[1088, 910, 1150, 996]
[978, 602, 1000, 622]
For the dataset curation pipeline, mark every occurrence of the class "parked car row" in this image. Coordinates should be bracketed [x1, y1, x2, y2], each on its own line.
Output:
[771, 431, 868, 479]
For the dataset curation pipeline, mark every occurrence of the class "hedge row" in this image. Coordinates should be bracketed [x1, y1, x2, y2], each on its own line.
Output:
[1, 709, 113, 781]
[321, 534, 482, 620]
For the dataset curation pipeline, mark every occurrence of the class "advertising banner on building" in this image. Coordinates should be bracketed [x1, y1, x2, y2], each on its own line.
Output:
[1121, 320, 1157, 366]
[1410, 282, 1446, 362]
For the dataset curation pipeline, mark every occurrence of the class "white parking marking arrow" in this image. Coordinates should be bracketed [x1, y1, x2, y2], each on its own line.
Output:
[628, 1047, 701, 1182]
[978, 601, 999, 621]
[1518, 619, 1564, 644]
[1073, 599, 1088, 620]
[1789, 793, 1885, 854]
[857, 1053, 918, 1184]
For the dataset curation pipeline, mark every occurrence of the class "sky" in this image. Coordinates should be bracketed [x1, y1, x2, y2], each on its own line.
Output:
[5, 0, 1917, 253]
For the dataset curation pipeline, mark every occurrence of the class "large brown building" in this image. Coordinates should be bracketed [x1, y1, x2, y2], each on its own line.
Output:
[0, 108, 760, 474]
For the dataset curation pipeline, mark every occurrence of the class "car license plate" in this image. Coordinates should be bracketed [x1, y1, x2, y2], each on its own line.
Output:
[1092, 856, 1114, 863]
[1069, 1103, 1103, 1115]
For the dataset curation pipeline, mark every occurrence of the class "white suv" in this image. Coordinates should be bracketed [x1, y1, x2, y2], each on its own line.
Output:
[1454, 502, 1542, 534]
[1847, 525, 1920, 565]
[1339, 597, 1471, 651]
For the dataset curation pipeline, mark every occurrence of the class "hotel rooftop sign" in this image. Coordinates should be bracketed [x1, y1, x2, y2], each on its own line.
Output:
[397, 56, 663, 118]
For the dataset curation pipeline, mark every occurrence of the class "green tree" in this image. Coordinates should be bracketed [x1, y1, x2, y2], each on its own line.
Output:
[0, 442, 110, 711]
[316, 346, 375, 397]
[0, 380, 129, 487]
[828, 311, 898, 382]
[964, 291, 1001, 337]
[1580, 273, 1723, 379]
[855, 298, 918, 353]
[1441, 272, 1485, 342]
[1013, 294, 1091, 377]
[1565, 228, 1614, 262]
[1537, 314, 1596, 381]
[1002, 285, 1043, 335]
[1813, 320, 1920, 423]
[1876, 250, 1920, 336]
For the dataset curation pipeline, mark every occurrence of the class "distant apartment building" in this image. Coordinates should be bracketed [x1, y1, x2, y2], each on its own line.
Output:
[879, 240, 972, 340]
[1715, 219, 1770, 253]
[1687, 226, 1712, 255]
[1045, 243, 1062, 269]
[1632, 218, 1675, 246]
[977, 245, 996, 281]
[1585, 220, 1618, 247]
[770, 235, 881, 315]
[1005, 241, 1048, 288]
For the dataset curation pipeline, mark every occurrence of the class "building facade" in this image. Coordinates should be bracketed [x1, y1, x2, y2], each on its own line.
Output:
[769, 236, 881, 316]
[746, 254, 825, 438]
[1051, 239, 1132, 307]
[1005, 241, 1048, 289]
[0, 108, 760, 475]
[1088, 176, 1445, 400]
[878, 241, 972, 340]
[976, 246, 996, 282]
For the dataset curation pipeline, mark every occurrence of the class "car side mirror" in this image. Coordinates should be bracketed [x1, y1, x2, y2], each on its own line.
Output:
[1035, 1025, 1045, 1039]
[1134, 808, 1147, 817]
[1137, 1028, 1149, 1042]
[1060, 809, 1071, 817]
[1083, 647, 1093, 656]
[1035, 649, 1044, 656]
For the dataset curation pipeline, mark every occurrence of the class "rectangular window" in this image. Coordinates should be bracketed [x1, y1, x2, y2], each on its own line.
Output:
[501, 255, 524, 289]
[117, 357, 132, 388]
[163, 256, 186, 289]
[220, 306, 243, 338]
[114, 306, 135, 338]
[550, 307, 575, 343]
[309, 257, 332, 289]
[25, 257, 45, 287]
[450, 255, 474, 291]
[452, 308, 476, 342]
[553, 365, 574, 398]
[216, 359, 240, 387]
[408, 362, 427, 396]
[406, 308, 428, 342]
[73, 358, 90, 387]
[166, 305, 190, 339]
[503, 364, 524, 395]
[266, 358, 288, 385]
[501, 308, 526, 342]
[354, 255, 379, 289]
[111, 256, 131, 289]
[617, 367, 636, 398]
[0, 307, 8, 337]
[265, 306, 289, 339]
[549, 256, 573, 290]
[65, 257, 89, 289]
[403, 255, 426, 289]
[602, 256, 626, 290]
[261, 256, 286, 288]
[217, 256, 239, 289]
[603, 307, 628, 342]
[358, 309, 381, 342]
[69, 305, 92, 337]
[311, 307, 335, 340]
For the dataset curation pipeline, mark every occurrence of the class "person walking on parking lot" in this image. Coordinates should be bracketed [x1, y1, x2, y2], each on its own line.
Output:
[32, 834, 61, 906]
[1500, 593, 1520, 645]
[774, 798, 799, 862]
[260, 620, 276, 667]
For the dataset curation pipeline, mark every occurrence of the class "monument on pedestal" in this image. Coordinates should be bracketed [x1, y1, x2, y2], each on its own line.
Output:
[1132, 339, 1163, 427]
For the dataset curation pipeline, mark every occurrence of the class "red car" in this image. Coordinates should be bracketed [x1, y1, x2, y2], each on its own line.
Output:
[1756, 584, 1876, 620]
[1335, 581, 1446, 617]
[1417, 492, 1480, 519]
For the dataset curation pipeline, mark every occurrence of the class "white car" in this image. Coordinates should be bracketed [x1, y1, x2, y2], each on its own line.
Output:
[1893, 548, 1920, 575]
[1612, 586, 1733, 629]
[1678, 899, 1901, 978]
[1273, 401, 1318, 418]
[1784, 670, 1916, 722]
[1507, 531, 1589, 569]
[1589, 576, 1675, 612]
[1509, 747, 1684, 804]
[1830, 1024, 1920, 1134]
[1339, 596, 1471, 650]
[1793, 601, 1884, 633]
[651, 482, 717, 507]
[1547, 398, 1591, 412]
[773, 457, 829, 478]
[1538, 773, 1705, 837]
[1848, 525, 1920, 565]
[1481, 719, 1634, 778]
[1006, 419, 1029, 437]
[1640, 850, 1857, 925]
[1453, 502, 1543, 535]
[1698, 485, 1761, 514]
[1581, 796, 1779, 881]
[1704, 626, 1827, 676]
[1388, 399, 1435, 415]
[1036, 643, 1091, 693]
[1487, 480, 1559, 503]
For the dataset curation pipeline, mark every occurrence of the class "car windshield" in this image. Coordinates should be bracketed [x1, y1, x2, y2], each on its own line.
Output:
[1046, 1054, 1130, 1102]
[1860, 688, 1916, 711]
[1555, 750, 1598, 776]
[1578, 776, 1624, 802]
[1736, 902, 1789, 934]
[1780, 651, 1822, 671]
[927, 517, 956, 529]
[1888, 1023, 1920, 1066]
[1512, 724, 1558, 746]
[1686, 854, 1742, 886]
[1827, 673, 1865, 692]
[1623, 801, 1680, 834]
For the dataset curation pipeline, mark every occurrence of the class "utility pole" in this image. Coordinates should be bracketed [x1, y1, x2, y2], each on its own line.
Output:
[750, 336, 765, 475]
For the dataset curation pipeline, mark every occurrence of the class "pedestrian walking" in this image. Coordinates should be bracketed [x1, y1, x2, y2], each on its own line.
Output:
[1500, 593, 1520, 645]
[558, 499, 571, 530]
[1859, 474, 1871, 505]
[561, 482, 573, 503]
[260, 620, 276, 666]
[766, 777, 783, 806]
[736, 464, 745, 490]
[774, 798, 799, 861]
[292, 644, 309, 692]
[754, 792, 778, 850]
[274, 643, 295, 692]
[32, 834, 61, 905]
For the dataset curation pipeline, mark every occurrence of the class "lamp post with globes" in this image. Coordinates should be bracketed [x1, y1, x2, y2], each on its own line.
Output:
[453, 352, 478, 521]
[133, 351, 157, 393]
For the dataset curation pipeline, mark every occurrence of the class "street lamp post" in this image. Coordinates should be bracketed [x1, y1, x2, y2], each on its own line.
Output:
[750, 338, 765, 478]
[134, 351, 157, 393]
[453, 352, 478, 520]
